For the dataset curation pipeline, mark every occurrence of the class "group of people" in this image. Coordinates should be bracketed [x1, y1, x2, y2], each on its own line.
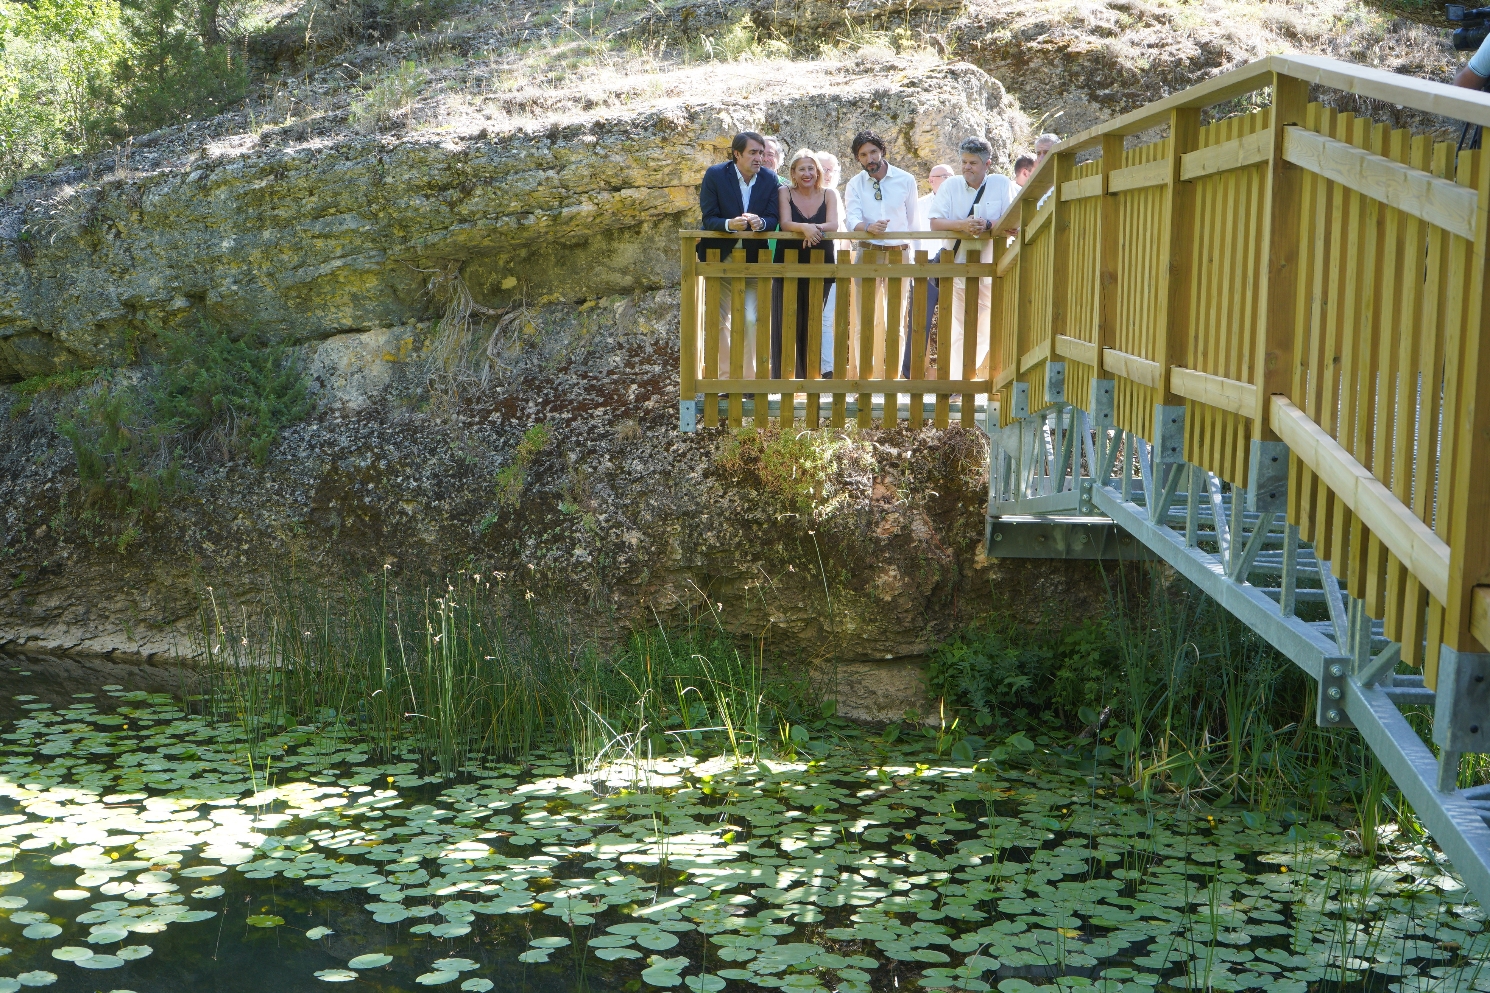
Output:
[697, 128, 1059, 383]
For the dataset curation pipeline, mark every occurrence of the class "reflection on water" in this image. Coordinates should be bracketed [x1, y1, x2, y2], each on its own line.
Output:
[0, 653, 1484, 993]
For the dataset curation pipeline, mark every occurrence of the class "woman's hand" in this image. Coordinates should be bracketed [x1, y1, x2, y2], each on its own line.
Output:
[802, 224, 823, 247]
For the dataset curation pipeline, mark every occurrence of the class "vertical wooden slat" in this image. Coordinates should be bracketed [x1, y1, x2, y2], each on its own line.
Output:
[935, 250, 956, 429]
[910, 249, 930, 428]
[1363, 125, 1405, 619]
[729, 254, 747, 428]
[1386, 134, 1433, 651]
[806, 249, 824, 430]
[753, 258, 770, 431]
[833, 252, 850, 428]
[1097, 134, 1122, 400]
[962, 247, 981, 428]
[782, 249, 798, 431]
[884, 248, 903, 429]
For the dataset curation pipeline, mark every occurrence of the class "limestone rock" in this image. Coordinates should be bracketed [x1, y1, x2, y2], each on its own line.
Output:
[0, 58, 1020, 381]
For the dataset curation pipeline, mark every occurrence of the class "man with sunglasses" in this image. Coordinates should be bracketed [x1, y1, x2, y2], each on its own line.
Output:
[843, 130, 921, 378]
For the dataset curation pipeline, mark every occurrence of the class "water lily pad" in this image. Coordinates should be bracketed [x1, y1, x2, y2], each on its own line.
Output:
[530, 938, 570, 949]
[116, 946, 152, 961]
[433, 959, 479, 972]
[191, 886, 224, 900]
[596, 948, 644, 961]
[52, 891, 89, 902]
[246, 915, 285, 928]
[9, 914, 48, 926]
[50, 948, 94, 962]
[685, 976, 726, 992]
[460, 981, 494, 993]
[416, 971, 460, 985]
[348, 954, 392, 969]
[306, 927, 334, 940]
[21, 924, 62, 940]
[76, 956, 125, 970]
[86, 929, 129, 944]
[314, 970, 358, 982]
[430, 923, 471, 938]
[178, 867, 226, 878]
[0, 898, 27, 910]
[517, 950, 551, 964]
[16, 972, 56, 986]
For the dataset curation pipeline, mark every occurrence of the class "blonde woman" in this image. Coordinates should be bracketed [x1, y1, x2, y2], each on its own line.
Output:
[770, 149, 838, 379]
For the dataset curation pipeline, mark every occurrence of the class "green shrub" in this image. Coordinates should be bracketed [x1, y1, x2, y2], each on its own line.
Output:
[0, 0, 124, 185]
[492, 421, 551, 509]
[925, 615, 1120, 725]
[59, 320, 309, 515]
[102, 0, 247, 136]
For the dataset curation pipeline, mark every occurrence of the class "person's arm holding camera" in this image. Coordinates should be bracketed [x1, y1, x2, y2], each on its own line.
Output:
[1456, 28, 1490, 88]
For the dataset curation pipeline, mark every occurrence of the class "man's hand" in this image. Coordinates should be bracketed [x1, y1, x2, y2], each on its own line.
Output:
[730, 214, 754, 232]
[868, 219, 890, 235]
[961, 217, 989, 236]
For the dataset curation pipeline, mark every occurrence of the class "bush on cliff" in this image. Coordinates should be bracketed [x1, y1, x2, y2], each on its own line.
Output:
[59, 320, 309, 516]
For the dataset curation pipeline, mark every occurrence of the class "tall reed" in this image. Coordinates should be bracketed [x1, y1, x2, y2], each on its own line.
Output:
[194, 572, 785, 775]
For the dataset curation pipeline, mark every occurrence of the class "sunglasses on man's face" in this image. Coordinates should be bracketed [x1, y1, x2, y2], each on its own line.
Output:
[871, 178, 883, 201]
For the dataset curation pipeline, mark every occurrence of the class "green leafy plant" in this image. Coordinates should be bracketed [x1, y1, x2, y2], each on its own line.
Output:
[58, 319, 309, 516]
[492, 421, 551, 509]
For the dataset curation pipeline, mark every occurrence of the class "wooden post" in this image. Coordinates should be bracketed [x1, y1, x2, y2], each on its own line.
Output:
[1048, 150, 1076, 365]
[1096, 134, 1123, 379]
[1156, 107, 1201, 408]
[1443, 148, 1490, 657]
[680, 235, 697, 412]
[1251, 73, 1311, 438]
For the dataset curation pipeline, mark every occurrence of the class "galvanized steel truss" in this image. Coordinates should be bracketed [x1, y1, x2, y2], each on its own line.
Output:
[985, 382, 1490, 908]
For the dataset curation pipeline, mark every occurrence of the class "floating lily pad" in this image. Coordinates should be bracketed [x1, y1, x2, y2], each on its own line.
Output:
[460, 981, 494, 993]
[306, 928, 334, 940]
[15, 972, 56, 987]
[0, 898, 27, 910]
[433, 959, 479, 972]
[50, 948, 93, 962]
[21, 925, 62, 940]
[76, 956, 125, 970]
[191, 886, 224, 900]
[116, 946, 152, 961]
[246, 915, 284, 928]
[314, 970, 358, 982]
[348, 954, 392, 969]
[416, 971, 461, 985]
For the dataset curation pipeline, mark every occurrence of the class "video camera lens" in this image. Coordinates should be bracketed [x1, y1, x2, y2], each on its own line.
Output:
[1449, 4, 1490, 48]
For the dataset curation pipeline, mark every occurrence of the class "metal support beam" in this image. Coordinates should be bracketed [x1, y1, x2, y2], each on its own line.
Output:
[986, 517, 1157, 560]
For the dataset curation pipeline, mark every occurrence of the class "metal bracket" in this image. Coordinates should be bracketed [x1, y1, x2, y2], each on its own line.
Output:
[1045, 362, 1066, 404]
[1012, 382, 1031, 420]
[1152, 405, 1186, 464]
[1433, 647, 1490, 754]
[1090, 380, 1115, 429]
[1247, 440, 1289, 513]
[680, 398, 699, 432]
[1078, 479, 1095, 515]
[1318, 657, 1355, 728]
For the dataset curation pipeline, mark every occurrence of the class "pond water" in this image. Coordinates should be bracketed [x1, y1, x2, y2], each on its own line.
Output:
[0, 655, 1485, 993]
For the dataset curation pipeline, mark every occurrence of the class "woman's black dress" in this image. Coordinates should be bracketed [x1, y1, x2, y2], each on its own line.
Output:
[770, 194, 834, 379]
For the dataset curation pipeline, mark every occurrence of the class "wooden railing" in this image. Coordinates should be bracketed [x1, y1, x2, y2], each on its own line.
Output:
[679, 231, 997, 430]
[993, 54, 1490, 685]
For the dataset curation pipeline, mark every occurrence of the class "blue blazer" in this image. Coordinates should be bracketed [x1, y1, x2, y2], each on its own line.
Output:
[698, 161, 781, 263]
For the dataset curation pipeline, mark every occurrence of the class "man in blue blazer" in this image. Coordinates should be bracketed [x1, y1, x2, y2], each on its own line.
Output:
[696, 132, 780, 379]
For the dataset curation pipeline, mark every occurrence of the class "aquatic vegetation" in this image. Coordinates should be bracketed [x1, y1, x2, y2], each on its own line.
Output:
[0, 679, 1483, 993]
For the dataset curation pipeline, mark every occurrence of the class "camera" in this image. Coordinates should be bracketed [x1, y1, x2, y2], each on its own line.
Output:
[1448, 5, 1490, 51]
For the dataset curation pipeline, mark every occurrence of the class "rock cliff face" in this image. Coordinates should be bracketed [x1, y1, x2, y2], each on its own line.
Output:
[0, 291, 1111, 720]
[0, 59, 1018, 381]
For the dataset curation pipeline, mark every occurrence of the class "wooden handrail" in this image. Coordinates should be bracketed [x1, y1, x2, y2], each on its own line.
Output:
[975, 55, 1490, 671]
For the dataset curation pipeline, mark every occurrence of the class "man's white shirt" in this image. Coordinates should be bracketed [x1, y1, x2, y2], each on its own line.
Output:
[927, 174, 1016, 260]
[844, 164, 920, 246]
[729, 163, 759, 231]
[916, 192, 939, 258]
